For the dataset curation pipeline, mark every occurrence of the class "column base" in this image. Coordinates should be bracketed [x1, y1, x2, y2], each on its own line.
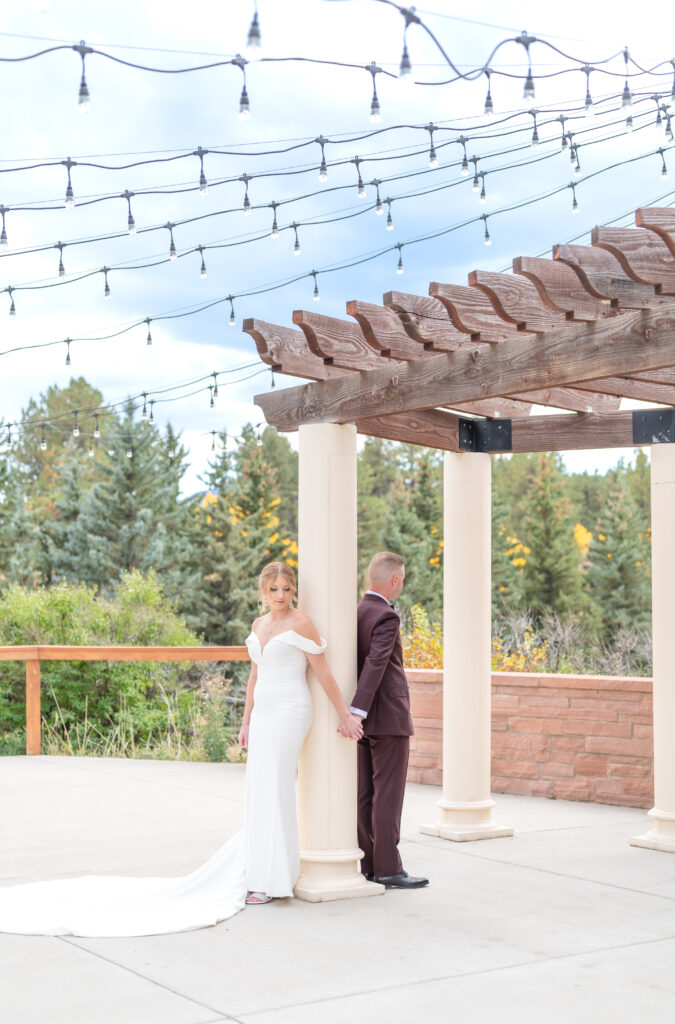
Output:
[420, 798, 514, 843]
[294, 847, 384, 903]
[630, 808, 675, 854]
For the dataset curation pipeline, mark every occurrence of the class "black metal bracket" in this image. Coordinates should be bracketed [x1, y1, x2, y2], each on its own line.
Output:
[632, 409, 675, 445]
[459, 417, 512, 453]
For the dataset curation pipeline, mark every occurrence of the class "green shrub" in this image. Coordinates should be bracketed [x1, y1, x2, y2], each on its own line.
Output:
[0, 570, 203, 747]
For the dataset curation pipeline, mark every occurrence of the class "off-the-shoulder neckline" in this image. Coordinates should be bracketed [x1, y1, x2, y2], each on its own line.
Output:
[247, 628, 323, 656]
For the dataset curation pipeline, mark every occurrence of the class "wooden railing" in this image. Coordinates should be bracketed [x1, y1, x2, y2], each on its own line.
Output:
[0, 645, 250, 756]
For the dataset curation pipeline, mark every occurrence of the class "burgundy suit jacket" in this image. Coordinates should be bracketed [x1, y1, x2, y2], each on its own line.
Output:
[352, 593, 414, 737]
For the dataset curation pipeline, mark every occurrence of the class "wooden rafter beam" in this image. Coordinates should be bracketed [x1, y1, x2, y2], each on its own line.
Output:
[510, 412, 635, 452]
[254, 307, 675, 430]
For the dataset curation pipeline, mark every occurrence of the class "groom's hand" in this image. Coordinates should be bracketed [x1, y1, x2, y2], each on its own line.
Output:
[338, 713, 364, 740]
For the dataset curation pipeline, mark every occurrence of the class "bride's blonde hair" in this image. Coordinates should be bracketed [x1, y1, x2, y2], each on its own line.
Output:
[258, 562, 297, 611]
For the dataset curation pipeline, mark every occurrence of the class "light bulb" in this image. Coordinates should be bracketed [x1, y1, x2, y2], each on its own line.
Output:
[168, 446, 175, 459]
[484, 90, 494, 116]
[243, 193, 251, 216]
[370, 95, 381, 123]
[584, 89, 593, 115]
[271, 218, 279, 238]
[386, 210, 394, 230]
[460, 156, 469, 176]
[126, 448, 132, 458]
[229, 308, 236, 326]
[399, 43, 412, 80]
[480, 184, 486, 204]
[531, 127, 539, 148]
[94, 420, 100, 439]
[200, 259, 207, 278]
[73, 426, 80, 439]
[626, 114, 634, 132]
[667, 118, 674, 143]
[9, 299, 16, 317]
[146, 328, 152, 346]
[313, 281, 320, 301]
[376, 195, 383, 215]
[358, 177, 366, 198]
[523, 71, 535, 100]
[58, 257, 65, 277]
[622, 81, 632, 108]
[88, 442, 94, 457]
[104, 280, 110, 299]
[662, 160, 668, 179]
[169, 239, 177, 259]
[294, 238, 301, 256]
[396, 255, 403, 274]
[472, 174, 480, 193]
[246, 10, 261, 56]
[0, 226, 6, 248]
[78, 74, 91, 113]
[40, 438, 47, 452]
[65, 183, 74, 208]
[429, 147, 438, 169]
[318, 159, 328, 182]
[127, 212, 136, 234]
[572, 196, 579, 213]
[574, 160, 581, 177]
[239, 85, 251, 121]
[65, 344, 71, 365]
[199, 170, 208, 195]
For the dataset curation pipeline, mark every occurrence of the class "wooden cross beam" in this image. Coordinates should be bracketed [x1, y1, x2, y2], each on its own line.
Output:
[254, 306, 675, 431]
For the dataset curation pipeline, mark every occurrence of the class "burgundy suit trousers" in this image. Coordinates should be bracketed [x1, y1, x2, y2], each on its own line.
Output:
[357, 734, 410, 878]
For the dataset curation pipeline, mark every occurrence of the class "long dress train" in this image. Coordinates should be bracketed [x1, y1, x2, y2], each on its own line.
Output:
[0, 630, 324, 936]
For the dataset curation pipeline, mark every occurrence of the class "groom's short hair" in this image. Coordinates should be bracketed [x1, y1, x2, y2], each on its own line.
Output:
[368, 551, 405, 585]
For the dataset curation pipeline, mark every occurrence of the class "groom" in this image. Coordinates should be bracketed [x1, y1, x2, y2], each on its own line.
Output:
[348, 552, 429, 890]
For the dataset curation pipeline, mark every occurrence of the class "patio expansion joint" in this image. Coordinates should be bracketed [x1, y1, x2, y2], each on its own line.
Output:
[58, 936, 244, 1024]
[406, 838, 675, 903]
[237, 932, 675, 1018]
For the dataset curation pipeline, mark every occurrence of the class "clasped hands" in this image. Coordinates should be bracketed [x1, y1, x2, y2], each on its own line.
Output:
[337, 713, 364, 741]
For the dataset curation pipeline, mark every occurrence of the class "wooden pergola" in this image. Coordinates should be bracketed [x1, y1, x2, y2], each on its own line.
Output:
[244, 206, 675, 902]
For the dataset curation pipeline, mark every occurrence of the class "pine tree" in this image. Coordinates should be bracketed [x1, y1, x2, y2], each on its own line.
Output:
[47, 455, 86, 584]
[586, 472, 651, 640]
[381, 482, 440, 617]
[518, 453, 586, 618]
[71, 405, 184, 589]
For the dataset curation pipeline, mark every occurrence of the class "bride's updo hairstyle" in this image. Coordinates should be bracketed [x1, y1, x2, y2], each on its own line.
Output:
[258, 561, 297, 611]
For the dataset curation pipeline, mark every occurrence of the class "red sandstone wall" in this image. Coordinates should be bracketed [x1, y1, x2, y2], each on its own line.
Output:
[406, 669, 654, 808]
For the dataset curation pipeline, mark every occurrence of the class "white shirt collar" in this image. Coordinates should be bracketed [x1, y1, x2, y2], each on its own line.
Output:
[365, 589, 391, 604]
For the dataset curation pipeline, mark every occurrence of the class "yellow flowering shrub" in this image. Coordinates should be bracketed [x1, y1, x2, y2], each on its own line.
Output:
[401, 604, 443, 669]
[491, 629, 548, 672]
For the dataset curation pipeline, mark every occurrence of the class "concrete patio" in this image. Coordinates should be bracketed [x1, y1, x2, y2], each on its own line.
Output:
[2, 755, 675, 1024]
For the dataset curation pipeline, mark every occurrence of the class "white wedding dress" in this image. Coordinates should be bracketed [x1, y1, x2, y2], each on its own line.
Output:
[0, 630, 324, 937]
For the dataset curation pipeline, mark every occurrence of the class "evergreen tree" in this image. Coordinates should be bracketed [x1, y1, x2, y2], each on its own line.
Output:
[12, 378, 110, 521]
[191, 433, 244, 644]
[381, 482, 441, 617]
[518, 453, 586, 618]
[491, 479, 525, 613]
[71, 405, 184, 589]
[586, 472, 651, 640]
[47, 455, 86, 584]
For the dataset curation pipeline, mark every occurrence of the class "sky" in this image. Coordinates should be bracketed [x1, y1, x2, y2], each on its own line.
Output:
[1, 0, 674, 491]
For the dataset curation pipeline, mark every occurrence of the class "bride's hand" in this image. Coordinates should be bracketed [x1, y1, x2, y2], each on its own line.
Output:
[238, 721, 250, 748]
[338, 713, 363, 741]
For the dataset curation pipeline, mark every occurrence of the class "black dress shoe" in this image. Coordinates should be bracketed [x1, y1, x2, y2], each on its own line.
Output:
[363, 872, 375, 881]
[374, 870, 429, 889]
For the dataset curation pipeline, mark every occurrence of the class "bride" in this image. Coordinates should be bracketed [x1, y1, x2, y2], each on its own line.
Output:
[0, 561, 362, 936]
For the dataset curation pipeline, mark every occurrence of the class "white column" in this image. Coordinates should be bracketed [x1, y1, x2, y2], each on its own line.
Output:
[295, 422, 382, 901]
[632, 443, 675, 853]
[421, 451, 513, 842]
